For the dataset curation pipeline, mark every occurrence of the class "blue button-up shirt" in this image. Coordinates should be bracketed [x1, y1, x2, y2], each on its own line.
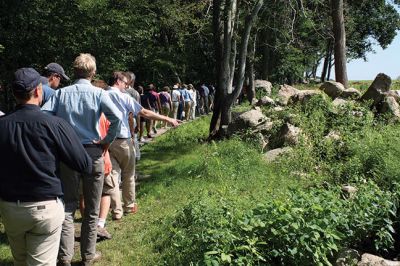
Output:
[42, 79, 122, 144]
[41, 84, 55, 106]
[107, 87, 143, 138]
[179, 88, 193, 102]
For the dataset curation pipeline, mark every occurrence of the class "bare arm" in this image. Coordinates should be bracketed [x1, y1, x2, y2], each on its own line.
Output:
[139, 108, 181, 127]
[128, 112, 135, 137]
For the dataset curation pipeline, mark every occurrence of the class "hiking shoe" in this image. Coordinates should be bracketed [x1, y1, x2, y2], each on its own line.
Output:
[97, 226, 112, 240]
[81, 251, 102, 265]
[124, 204, 138, 215]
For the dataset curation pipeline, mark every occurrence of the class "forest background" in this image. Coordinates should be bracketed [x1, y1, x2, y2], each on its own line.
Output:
[0, 0, 399, 113]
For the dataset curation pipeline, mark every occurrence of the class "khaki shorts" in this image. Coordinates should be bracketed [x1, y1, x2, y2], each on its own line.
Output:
[102, 174, 119, 195]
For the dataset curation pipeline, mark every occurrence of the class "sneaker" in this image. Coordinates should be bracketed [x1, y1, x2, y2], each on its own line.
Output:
[81, 251, 102, 265]
[112, 215, 122, 221]
[124, 204, 138, 215]
[146, 134, 153, 139]
[97, 226, 112, 240]
[153, 127, 158, 134]
[139, 137, 145, 142]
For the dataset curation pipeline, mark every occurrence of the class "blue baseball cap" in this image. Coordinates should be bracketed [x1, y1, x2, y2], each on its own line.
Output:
[44, 62, 70, 80]
[12, 68, 47, 92]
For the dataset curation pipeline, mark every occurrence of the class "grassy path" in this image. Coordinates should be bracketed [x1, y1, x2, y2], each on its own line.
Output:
[0, 115, 301, 265]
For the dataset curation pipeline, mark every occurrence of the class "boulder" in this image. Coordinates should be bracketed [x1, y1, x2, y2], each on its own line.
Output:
[264, 147, 292, 162]
[361, 73, 392, 106]
[336, 249, 360, 266]
[255, 133, 268, 152]
[255, 80, 272, 95]
[358, 253, 400, 266]
[275, 123, 302, 147]
[320, 81, 345, 99]
[341, 185, 357, 199]
[385, 90, 400, 101]
[325, 130, 341, 141]
[278, 84, 299, 105]
[273, 106, 285, 112]
[292, 90, 321, 104]
[332, 98, 349, 108]
[251, 98, 259, 106]
[253, 121, 274, 135]
[257, 96, 275, 107]
[228, 109, 267, 134]
[379, 96, 400, 119]
[342, 88, 362, 99]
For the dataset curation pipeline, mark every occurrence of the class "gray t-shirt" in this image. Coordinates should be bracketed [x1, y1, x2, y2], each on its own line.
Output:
[125, 87, 141, 103]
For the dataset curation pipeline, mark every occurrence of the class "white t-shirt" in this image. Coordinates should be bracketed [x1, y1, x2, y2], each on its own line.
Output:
[171, 90, 181, 102]
[188, 90, 197, 105]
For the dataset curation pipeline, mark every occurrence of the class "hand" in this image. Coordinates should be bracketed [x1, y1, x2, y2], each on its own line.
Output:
[167, 117, 182, 127]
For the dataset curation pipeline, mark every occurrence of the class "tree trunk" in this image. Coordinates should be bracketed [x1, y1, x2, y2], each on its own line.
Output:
[246, 33, 257, 103]
[321, 39, 332, 82]
[210, 0, 264, 138]
[260, 29, 273, 80]
[232, 0, 264, 105]
[331, 0, 348, 88]
[210, 0, 223, 135]
[328, 57, 334, 81]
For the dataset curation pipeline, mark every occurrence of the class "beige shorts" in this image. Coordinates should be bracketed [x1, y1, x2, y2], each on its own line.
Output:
[102, 174, 119, 195]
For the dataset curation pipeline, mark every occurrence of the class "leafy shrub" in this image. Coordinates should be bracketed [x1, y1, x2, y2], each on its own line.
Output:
[160, 182, 399, 266]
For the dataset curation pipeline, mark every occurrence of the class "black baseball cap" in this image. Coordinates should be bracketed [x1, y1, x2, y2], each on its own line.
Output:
[44, 62, 70, 80]
[12, 68, 47, 92]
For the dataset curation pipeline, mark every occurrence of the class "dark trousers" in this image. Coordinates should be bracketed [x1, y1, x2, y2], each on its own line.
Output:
[177, 101, 184, 120]
[58, 146, 104, 261]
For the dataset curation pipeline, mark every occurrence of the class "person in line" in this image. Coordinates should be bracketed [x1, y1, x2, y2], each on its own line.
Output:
[182, 84, 193, 121]
[138, 85, 153, 141]
[42, 53, 122, 265]
[149, 84, 161, 134]
[177, 84, 186, 120]
[159, 86, 172, 127]
[124, 72, 140, 102]
[170, 84, 181, 119]
[188, 84, 197, 120]
[41, 62, 70, 106]
[201, 83, 210, 114]
[124, 72, 141, 161]
[77, 79, 114, 240]
[106, 72, 180, 219]
[0, 68, 92, 266]
[208, 84, 215, 111]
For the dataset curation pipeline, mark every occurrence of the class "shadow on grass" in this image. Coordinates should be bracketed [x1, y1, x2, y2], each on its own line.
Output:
[139, 144, 197, 175]
[136, 143, 202, 197]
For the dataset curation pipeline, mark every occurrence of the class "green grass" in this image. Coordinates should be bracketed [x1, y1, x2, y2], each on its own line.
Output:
[0, 115, 305, 265]
[2, 87, 400, 264]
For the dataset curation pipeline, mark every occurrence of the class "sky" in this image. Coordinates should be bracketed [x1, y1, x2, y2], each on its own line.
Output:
[316, 32, 400, 81]
[345, 32, 400, 81]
